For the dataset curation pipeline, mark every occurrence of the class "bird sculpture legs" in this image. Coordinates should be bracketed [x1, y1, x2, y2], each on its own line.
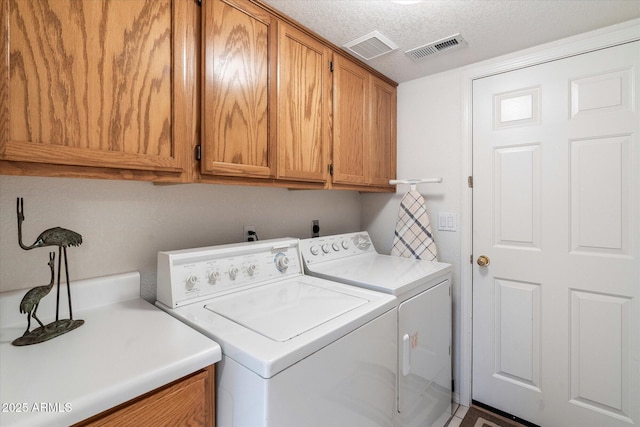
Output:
[52, 246, 75, 321]
[23, 303, 46, 337]
[60, 246, 73, 321]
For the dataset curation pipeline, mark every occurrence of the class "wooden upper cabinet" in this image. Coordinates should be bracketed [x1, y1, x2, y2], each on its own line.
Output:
[277, 22, 330, 183]
[332, 54, 369, 185]
[332, 54, 396, 188]
[201, 0, 277, 179]
[0, 0, 192, 174]
[368, 75, 397, 186]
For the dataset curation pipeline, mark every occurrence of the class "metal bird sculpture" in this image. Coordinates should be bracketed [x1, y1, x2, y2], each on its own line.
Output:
[17, 198, 83, 321]
[19, 252, 56, 336]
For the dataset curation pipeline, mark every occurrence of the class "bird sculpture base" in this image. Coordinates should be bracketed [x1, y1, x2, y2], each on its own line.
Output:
[12, 319, 84, 346]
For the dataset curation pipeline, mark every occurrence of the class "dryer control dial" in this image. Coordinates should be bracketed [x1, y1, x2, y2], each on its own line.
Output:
[310, 245, 320, 256]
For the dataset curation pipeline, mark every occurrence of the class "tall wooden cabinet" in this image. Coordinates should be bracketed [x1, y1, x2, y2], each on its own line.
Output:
[332, 54, 396, 188]
[0, 0, 198, 180]
[201, 0, 277, 179]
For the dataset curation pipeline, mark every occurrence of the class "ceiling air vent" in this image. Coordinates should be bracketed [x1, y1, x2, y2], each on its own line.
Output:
[343, 30, 399, 61]
[405, 33, 467, 61]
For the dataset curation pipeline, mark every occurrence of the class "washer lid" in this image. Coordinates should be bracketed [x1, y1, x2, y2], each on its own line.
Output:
[305, 253, 451, 296]
[205, 280, 368, 342]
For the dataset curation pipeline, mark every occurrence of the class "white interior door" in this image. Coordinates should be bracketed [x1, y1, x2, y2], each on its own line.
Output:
[472, 41, 639, 427]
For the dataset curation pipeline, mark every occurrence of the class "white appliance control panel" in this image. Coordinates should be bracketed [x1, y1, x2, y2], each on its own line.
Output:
[300, 232, 377, 265]
[156, 238, 302, 308]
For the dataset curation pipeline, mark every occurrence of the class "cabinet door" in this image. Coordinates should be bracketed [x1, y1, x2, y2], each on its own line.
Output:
[277, 22, 330, 183]
[369, 76, 396, 186]
[332, 54, 369, 185]
[0, 0, 188, 174]
[201, 0, 277, 178]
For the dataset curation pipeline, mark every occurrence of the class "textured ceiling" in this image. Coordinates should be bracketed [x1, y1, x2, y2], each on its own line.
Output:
[261, 0, 640, 83]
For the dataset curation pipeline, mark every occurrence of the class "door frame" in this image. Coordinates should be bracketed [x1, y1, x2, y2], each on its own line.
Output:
[457, 19, 640, 407]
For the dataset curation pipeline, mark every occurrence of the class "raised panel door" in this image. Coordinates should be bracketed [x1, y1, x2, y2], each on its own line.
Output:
[276, 22, 330, 183]
[0, 0, 190, 174]
[472, 41, 639, 427]
[201, 0, 277, 178]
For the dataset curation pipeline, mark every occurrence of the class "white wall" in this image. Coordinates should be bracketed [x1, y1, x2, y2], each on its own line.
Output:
[362, 69, 465, 399]
[0, 176, 361, 300]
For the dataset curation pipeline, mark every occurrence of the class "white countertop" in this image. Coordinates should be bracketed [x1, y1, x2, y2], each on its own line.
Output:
[0, 272, 221, 427]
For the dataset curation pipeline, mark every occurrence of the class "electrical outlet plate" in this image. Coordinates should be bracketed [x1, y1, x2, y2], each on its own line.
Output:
[244, 225, 256, 241]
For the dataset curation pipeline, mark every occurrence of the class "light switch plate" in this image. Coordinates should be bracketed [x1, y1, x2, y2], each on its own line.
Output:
[438, 212, 457, 232]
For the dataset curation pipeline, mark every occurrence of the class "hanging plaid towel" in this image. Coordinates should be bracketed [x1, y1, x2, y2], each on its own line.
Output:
[391, 190, 438, 261]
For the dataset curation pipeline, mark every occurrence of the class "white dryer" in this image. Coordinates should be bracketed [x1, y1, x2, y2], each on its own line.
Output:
[300, 232, 453, 427]
[155, 238, 397, 427]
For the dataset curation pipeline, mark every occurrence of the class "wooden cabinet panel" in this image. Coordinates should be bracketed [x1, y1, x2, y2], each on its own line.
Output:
[0, 0, 189, 174]
[332, 54, 369, 185]
[75, 366, 215, 427]
[277, 22, 330, 183]
[333, 54, 369, 184]
[201, 0, 277, 178]
[332, 55, 396, 189]
[368, 75, 396, 186]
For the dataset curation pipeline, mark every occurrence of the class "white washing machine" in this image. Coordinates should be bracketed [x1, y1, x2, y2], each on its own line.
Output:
[300, 232, 453, 427]
[155, 238, 397, 427]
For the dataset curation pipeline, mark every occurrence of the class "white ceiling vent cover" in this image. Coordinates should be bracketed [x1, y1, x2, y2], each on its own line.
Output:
[405, 33, 467, 61]
[343, 31, 398, 61]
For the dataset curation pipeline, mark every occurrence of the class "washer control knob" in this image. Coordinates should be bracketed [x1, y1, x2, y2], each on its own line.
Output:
[246, 264, 257, 276]
[321, 244, 331, 254]
[185, 274, 198, 290]
[332, 243, 340, 252]
[310, 246, 320, 256]
[275, 254, 290, 272]
[228, 266, 239, 280]
[208, 271, 220, 285]
[342, 240, 349, 250]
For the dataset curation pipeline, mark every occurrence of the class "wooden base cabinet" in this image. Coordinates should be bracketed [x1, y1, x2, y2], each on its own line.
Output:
[74, 365, 215, 427]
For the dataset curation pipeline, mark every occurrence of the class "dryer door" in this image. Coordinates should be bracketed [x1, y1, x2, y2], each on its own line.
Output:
[397, 280, 451, 427]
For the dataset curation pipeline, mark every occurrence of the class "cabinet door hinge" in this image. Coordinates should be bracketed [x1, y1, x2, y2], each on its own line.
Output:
[329, 61, 334, 72]
[470, 254, 473, 264]
[329, 164, 334, 175]
[468, 176, 473, 188]
[195, 144, 202, 161]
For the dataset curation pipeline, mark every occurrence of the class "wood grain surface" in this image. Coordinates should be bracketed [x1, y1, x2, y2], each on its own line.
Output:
[9, 0, 171, 154]
[202, 0, 276, 178]
[277, 21, 329, 182]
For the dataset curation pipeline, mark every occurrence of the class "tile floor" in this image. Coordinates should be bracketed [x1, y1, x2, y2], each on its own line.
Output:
[446, 404, 469, 427]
